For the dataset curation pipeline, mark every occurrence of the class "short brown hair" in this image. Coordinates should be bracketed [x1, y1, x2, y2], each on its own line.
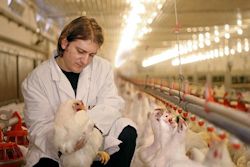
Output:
[57, 16, 104, 56]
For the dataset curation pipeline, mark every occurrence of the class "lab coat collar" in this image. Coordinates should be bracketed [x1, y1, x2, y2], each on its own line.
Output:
[50, 55, 61, 82]
[76, 63, 92, 105]
[49, 53, 75, 99]
[49, 52, 94, 101]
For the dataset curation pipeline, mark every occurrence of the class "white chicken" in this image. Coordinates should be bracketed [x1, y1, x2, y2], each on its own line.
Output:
[185, 128, 210, 163]
[156, 113, 205, 167]
[129, 92, 146, 124]
[53, 99, 109, 167]
[203, 140, 235, 167]
[131, 108, 163, 167]
[121, 90, 134, 117]
[185, 129, 209, 153]
[140, 109, 163, 163]
[151, 111, 178, 167]
[187, 147, 206, 163]
[136, 111, 154, 148]
[130, 92, 151, 143]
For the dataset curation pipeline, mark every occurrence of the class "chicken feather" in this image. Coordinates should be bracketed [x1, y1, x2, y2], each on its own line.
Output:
[53, 99, 109, 167]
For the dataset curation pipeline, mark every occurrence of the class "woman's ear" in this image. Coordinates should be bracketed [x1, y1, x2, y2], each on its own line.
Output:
[61, 38, 69, 49]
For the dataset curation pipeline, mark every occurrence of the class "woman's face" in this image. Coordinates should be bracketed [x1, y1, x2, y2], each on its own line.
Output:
[58, 39, 99, 73]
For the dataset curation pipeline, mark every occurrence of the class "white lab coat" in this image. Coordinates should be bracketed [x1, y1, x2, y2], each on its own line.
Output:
[22, 53, 136, 167]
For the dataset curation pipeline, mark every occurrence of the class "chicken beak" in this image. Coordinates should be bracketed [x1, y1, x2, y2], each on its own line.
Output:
[178, 118, 187, 130]
[75, 101, 85, 112]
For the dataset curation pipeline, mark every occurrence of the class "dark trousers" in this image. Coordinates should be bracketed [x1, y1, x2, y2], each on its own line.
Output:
[33, 157, 59, 167]
[33, 125, 137, 167]
[91, 125, 137, 167]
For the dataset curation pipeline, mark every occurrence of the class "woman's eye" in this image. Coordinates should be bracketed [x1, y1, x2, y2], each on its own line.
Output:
[77, 49, 85, 54]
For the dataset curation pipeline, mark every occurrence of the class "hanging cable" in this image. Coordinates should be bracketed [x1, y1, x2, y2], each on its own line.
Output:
[173, 0, 184, 103]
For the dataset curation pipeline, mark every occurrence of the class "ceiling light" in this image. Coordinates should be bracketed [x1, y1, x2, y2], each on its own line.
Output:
[187, 28, 192, 32]
[237, 19, 242, 26]
[214, 30, 219, 36]
[116, 0, 157, 67]
[244, 46, 249, 52]
[142, 48, 178, 67]
[192, 41, 198, 50]
[237, 28, 243, 35]
[152, 12, 157, 17]
[192, 27, 197, 32]
[171, 47, 231, 66]
[187, 40, 192, 46]
[123, 15, 128, 20]
[224, 33, 230, 39]
[230, 49, 235, 55]
[244, 38, 249, 52]
[198, 27, 204, 32]
[219, 48, 224, 57]
[199, 42, 204, 48]
[224, 46, 230, 56]
[205, 32, 210, 38]
[224, 24, 230, 31]
[205, 27, 210, 31]
[198, 33, 204, 41]
[214, 49, 219, 57]
[205, 40, 211, 46]
[237, 40, 242, 53]
[171, 54, 201, 66]
[147, 18, 153, 24]
[157, 3, 163, 10]
[192, 34, 197, 39]
[214, 37, 220, 43]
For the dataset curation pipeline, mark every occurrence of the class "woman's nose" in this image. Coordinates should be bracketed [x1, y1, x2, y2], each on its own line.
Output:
[80, 55, 90, 64]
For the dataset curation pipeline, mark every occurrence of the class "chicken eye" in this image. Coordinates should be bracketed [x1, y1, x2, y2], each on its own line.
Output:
[75, 102, 81, 106]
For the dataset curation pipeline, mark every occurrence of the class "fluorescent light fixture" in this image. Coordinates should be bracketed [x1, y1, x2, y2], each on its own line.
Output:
[214, 37, 220, 43]
[237, 40, 242, 53]
[230, 49, 235, 55]
[115, 0, 165, 68]
[115, 0, 144, 68]
[244, 38, 249, 52]
[142, 48, 178, 67]
[171, 48, 229, 66]
[224, 33, 230, 39]
[224, 46, 230, 56]
[224, 24, 230, 31]
[237, 28, 243, 35]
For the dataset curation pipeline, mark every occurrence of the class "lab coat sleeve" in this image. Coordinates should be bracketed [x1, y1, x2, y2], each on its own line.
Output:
[88, 65, 124, 135]
[22, 72, 56, 156]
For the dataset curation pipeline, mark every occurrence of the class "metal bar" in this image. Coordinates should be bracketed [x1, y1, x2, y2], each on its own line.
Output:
[148, 85, 250, 128]
[141, 86, 250, 144]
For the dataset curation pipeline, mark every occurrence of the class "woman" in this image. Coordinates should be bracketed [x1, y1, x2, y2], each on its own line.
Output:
[22, 16, 137, 167]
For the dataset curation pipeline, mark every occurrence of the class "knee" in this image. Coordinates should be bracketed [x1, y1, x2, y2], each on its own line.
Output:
[119, 125, 137, 144]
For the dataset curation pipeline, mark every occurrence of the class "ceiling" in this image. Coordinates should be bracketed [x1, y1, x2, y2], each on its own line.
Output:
[32, 0, 250, 69]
